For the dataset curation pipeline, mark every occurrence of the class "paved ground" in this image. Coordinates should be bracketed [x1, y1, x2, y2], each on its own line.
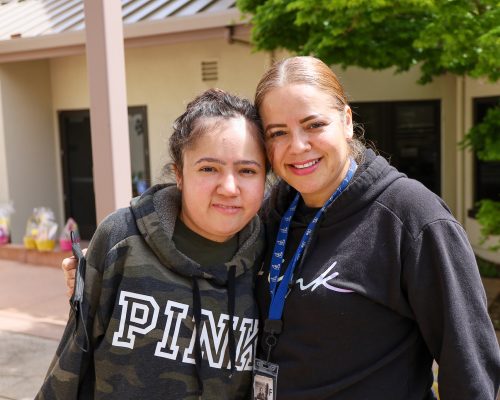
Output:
[0, 260, 68, 400]
[0, 258, 499, 399]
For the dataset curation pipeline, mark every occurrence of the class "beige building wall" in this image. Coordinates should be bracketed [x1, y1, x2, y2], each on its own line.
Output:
[0, 60, 59, 242]
[50, 55, 89, 110]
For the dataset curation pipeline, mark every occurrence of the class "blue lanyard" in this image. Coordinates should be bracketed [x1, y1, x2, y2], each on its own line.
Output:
[268, 159, 357, 321]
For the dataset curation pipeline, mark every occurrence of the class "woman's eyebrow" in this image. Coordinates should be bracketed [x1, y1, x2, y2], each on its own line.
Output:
[299, 114, 320, 123]
[234, 160, 262, 168]
[264, 123, 286, 134]
[195, 157, 224, 165]
[195, 157, 262, 168]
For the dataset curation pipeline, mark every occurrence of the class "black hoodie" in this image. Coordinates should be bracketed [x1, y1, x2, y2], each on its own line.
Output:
[256, 149, 500, 400]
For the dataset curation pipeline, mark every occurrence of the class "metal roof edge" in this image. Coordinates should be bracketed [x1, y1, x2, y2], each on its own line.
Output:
[124, 8, 245, 38]
[0, 7, 247, 60]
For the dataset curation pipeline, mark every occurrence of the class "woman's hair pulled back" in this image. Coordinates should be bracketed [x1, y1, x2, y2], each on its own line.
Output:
[255, 56, 365, 161]
[255, 56, 348, 112]
[169, 88, 265, 172]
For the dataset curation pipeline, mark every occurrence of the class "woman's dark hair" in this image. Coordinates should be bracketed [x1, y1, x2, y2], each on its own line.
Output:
[169, 88, 268, 173]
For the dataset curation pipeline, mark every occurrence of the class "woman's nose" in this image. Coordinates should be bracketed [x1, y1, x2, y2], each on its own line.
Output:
[217, 173, 239, 196]
[289, 130, 311, 153]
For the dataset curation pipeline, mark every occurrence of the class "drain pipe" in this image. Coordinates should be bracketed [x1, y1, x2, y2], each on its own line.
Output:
[225, 25, 251, 46]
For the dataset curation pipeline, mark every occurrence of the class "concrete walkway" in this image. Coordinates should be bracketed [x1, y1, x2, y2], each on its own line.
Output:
[0, 260, 68, 400]
[0, 258, 499, 399]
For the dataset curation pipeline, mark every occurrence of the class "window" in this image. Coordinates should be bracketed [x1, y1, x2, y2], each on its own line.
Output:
[351, 100, 441, 195]
[473, 97, 500, 204]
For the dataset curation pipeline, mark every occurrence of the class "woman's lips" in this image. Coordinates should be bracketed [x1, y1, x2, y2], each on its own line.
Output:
[212, 203, 242, 214]
[288, 158, 321, 175]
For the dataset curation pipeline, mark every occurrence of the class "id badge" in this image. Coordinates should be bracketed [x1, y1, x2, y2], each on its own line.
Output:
[252, 358, 278, 400]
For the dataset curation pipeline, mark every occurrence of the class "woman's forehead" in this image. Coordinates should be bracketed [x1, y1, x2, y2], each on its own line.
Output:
[185, 118, 264, 157]
[194, 116, 257, 142]
[265, 83, 336, 104]
[260, 84, 340, 119]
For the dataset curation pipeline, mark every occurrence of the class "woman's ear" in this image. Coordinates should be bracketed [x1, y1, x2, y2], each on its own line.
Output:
[173, 164, 182, 190]
[344, 105, 354, 140]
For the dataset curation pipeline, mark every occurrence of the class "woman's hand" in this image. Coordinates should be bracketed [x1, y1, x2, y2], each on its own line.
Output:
[62, 248, 87, 298]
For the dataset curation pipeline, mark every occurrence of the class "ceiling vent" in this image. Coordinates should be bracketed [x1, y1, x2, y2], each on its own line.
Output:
[201, 60, 218, 82]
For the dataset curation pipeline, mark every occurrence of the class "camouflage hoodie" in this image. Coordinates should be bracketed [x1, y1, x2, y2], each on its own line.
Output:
[36, 184, 265, 400]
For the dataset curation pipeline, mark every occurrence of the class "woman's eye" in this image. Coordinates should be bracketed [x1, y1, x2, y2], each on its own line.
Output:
[199, 166, 216, 173]
[308, 121, 326, 129]
[268, 130, 287, 139]
[240, 168, 257, 175]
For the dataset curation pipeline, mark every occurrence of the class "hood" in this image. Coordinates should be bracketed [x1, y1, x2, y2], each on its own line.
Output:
[262, 148, 406, 226]
[130, 184, 264, 285]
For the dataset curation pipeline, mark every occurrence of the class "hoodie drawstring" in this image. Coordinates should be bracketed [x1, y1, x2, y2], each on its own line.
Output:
[192, 278, 204, 396]
[192, 266, 238, 397]
[227, 265, 236, 378]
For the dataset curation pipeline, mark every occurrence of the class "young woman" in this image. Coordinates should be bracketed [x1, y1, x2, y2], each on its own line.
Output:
[38, 89, 268, 400]
[61, 57, 500, 399]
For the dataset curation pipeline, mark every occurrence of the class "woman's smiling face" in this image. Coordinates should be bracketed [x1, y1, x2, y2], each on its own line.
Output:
[176, 116, 266, 242]
[260, 83, 353, 207]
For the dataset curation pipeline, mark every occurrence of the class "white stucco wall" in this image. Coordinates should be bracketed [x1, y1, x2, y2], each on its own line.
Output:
[0, 60, 59, 243]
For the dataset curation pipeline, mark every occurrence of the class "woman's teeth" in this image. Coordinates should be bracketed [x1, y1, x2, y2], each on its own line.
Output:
[294, 159, 319, 169]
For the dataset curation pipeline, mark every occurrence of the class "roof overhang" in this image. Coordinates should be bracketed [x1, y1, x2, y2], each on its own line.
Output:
[0, 8, 250, 63]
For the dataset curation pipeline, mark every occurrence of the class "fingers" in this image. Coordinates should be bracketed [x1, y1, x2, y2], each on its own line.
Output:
[61, 248, 87, 298]
[62, 255, 77, 271]
[65, 279, 75, 299]
[62, 256, 77, 298]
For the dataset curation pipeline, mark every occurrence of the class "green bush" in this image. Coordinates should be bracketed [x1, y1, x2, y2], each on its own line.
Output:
[477, 255, 500, 278]
[476, 200, 500, 251]
[461, 107, 500, 161]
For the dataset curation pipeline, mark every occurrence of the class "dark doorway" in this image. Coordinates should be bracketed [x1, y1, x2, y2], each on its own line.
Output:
[473, 97, 500, 204]
[59, 107, 150, 240]
[59, 111, 96, 240]
[352, 100, 441, 195]
[128, 106, 151, 197]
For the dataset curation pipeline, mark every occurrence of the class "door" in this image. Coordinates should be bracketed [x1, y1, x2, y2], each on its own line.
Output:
[59, 111, 96, 240]
[59, 107, 150, 240]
